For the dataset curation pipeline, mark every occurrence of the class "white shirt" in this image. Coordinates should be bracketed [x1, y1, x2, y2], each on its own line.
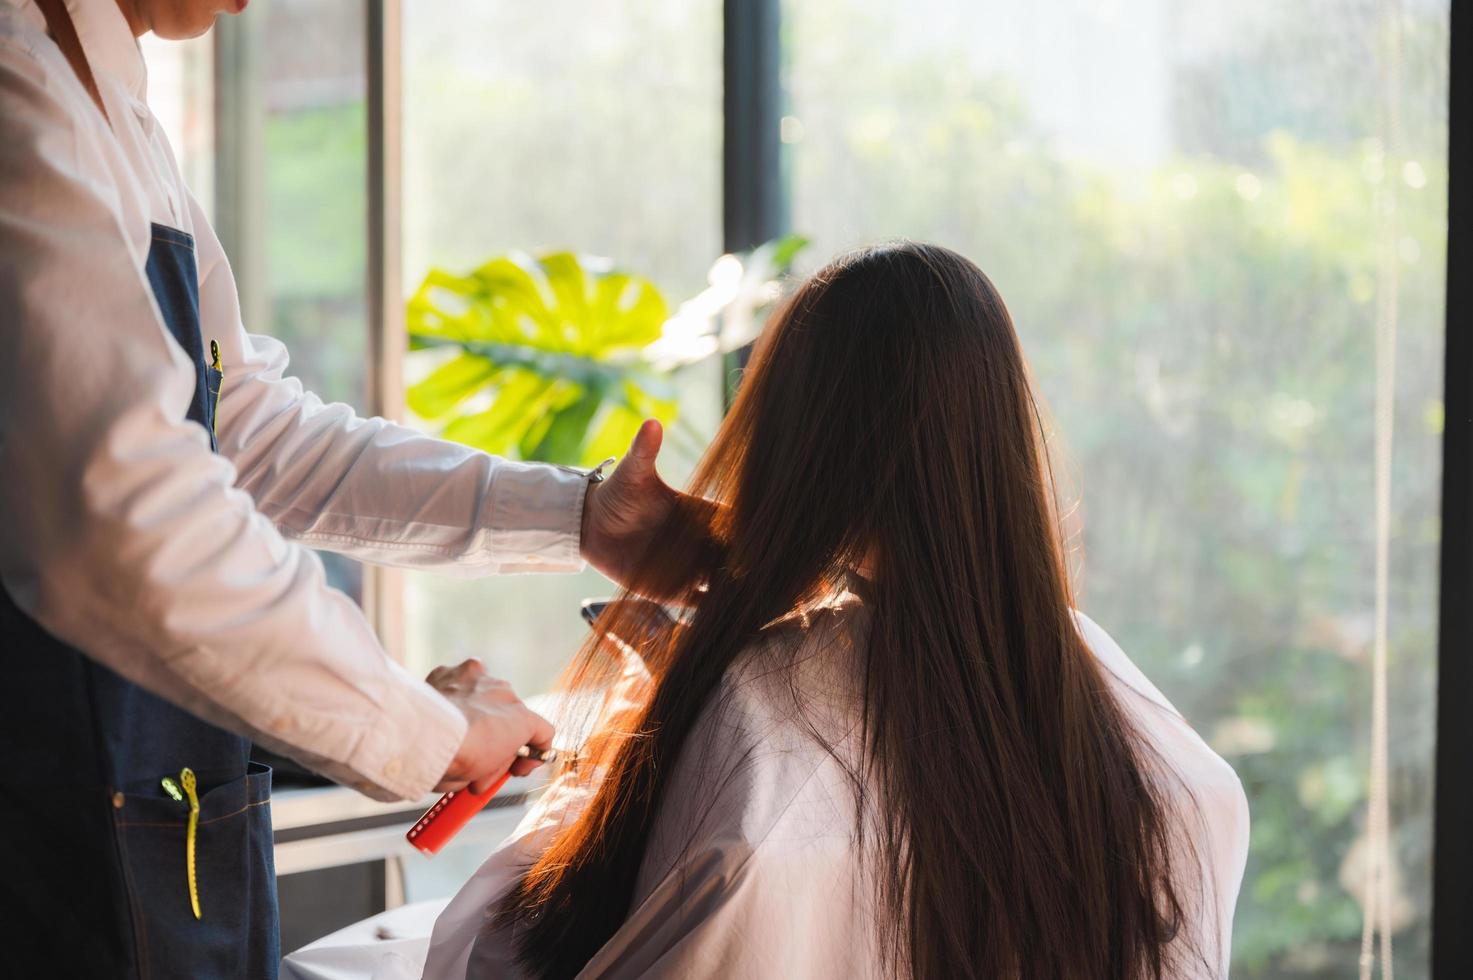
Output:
[0, 0, 589, 802]
[282, 596, 1250, 979]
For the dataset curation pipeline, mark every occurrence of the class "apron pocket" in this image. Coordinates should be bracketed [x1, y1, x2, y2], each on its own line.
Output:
[113, 763, 278, 979]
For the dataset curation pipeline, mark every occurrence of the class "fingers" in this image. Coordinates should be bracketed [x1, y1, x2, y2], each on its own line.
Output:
[431, 665, 555, 795]
[508, 757, 540, 779]
[501, 706, 556, 781]
[609, 418, 663, 487]
[426, 658, 479, 682]
[524, 706, 556, 752]
[426, 658, 486, 693]
[470, 705, 550, 793]
[625, 418, 663, 466]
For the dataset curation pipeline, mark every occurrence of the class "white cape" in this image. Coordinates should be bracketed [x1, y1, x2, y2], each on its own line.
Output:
[284, 598, 1249, 980]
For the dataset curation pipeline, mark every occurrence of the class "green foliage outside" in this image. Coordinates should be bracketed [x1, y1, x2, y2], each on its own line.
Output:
[264, 103, 368, 408]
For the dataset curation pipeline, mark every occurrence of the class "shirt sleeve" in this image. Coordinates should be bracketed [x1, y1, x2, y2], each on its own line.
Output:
[0, 45, 463, 801]
[191, 193, 589, 575]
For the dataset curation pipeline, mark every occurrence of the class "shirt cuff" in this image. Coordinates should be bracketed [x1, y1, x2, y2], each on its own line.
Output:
[345, 665, 468, 801]
[483, 460, 589, 573]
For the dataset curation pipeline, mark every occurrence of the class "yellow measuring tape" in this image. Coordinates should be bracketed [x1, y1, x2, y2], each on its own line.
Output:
[160, 768, 202, 920]
[208, 340, 223, 438]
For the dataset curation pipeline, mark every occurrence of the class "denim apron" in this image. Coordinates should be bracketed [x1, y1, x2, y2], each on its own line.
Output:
[0, 224, 280, 978]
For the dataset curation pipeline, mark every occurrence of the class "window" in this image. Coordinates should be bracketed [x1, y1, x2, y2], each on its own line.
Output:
[213, 0, 371, 603]
[399, 0, 724, 695]
[142, 2, 1462, 970]
[783, 0, 1447, 973]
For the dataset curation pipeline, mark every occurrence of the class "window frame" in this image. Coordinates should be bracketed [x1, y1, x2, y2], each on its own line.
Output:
[363, 0, 405, 659]
[723, 0, 784, 255]
[1432, 4, 1471, 977]
[722, 0, 784, 390]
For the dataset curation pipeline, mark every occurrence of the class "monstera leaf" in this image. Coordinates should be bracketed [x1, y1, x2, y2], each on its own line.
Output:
[406, 251, 677, 467]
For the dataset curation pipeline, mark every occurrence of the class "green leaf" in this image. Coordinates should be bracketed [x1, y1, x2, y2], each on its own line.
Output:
[524, 387, 603, 463]
[515, 381, 585, 457]
[587, 273, 669, 352]
[406, 249, 682, 466]
[764, 233, 811, 271]
[406, 270, 481, 340]
[440, 372, 555, 453]
[582, 403, 647, 465]
[406, 353, 499, 418]
[473, 254, 563, 344]
[537, 252, 592, 345]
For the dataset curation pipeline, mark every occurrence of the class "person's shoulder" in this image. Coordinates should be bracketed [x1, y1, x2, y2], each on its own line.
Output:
[0, 4, 82, 144]
[722, 590, 870, 730]
[1073, 611, 1249, 848]
[660, 593, 869, 846]
[747, 587, 871, 670]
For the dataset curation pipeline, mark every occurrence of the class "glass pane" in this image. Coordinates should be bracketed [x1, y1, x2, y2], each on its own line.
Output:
[216, 0, 370, 603]
[784, 1, 1446, 976]
[401, 0, 723, 698]
[259, 0, 368, 410]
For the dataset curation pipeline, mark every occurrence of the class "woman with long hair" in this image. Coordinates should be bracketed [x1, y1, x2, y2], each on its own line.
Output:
[420, 242, 1250, 979]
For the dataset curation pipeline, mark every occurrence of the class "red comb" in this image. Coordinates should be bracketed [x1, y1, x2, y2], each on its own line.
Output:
[405, 772, 512, 857]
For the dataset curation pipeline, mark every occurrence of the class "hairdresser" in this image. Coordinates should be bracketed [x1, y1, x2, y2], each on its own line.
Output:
[0, 0, 695, 976]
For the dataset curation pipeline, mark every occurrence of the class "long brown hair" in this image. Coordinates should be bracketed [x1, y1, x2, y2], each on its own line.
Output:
[498, 242, 1204, 978]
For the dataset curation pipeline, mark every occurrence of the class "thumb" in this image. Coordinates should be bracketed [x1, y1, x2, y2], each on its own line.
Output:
[616, 419, 663, 478]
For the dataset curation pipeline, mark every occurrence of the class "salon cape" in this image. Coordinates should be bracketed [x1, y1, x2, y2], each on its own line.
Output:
[0, 0, 588, 803]
[284, 594, 1250, 980]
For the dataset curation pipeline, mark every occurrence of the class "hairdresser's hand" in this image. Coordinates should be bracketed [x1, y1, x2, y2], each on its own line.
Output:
[581, 419, 721, 601]
[429, 659, 554, 794]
